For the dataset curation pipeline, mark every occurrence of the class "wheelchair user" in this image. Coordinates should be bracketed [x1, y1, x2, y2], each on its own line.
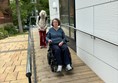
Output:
[46, 18, 73, 72]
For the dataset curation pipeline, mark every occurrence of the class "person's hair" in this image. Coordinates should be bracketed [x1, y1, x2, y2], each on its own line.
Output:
[39, 10, 47, 17]
[51, 18, 61, 26]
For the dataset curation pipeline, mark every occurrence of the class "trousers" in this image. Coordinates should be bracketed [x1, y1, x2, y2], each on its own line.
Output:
[51, 44, 71, 66]
[39, 30, 46, 46]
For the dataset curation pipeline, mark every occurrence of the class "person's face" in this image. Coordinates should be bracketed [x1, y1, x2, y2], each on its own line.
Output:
[53, 20, 59, 28]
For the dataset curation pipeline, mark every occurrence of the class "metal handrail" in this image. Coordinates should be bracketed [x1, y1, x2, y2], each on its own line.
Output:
[61, 24, 118, 47]
[26, 28, 32, 83]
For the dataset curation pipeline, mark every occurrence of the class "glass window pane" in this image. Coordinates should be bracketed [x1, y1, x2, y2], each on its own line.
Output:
[60, 0, 75, 39]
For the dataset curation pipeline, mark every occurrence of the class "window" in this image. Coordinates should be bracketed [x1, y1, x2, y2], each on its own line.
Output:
[59, 0, 75, 39]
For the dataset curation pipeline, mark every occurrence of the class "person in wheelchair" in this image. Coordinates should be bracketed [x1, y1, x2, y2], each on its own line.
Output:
[46, 18, 73, 72]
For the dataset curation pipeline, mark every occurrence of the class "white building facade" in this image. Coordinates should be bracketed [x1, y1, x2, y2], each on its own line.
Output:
[49, 0, 118, 83]
[48, 0, 60, 21]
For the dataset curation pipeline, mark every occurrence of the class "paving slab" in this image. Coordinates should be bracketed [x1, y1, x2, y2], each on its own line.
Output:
[0, 35, 28, 83]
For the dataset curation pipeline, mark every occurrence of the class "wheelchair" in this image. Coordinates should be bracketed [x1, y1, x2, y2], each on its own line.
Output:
[47, 44, 58, 72]
[47, 40, 72, 72]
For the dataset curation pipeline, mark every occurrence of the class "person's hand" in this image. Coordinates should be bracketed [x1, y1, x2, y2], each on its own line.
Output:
[58, 41, 63, 46]
[38, 28, 42, 31]
[39, 29, 44, 31]
[48, 40, 52, 43]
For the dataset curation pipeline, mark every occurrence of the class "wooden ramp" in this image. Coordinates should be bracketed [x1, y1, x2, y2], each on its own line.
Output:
[32, 28, 104, 83]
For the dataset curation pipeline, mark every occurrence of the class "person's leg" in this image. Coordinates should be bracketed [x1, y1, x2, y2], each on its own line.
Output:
[42, 31, 46, 47]
[51, 45, 62, 65]
[61, 44, 70, 65]
[61, 44, 73, 71]
[39, 31, 43, 48]
[51, 45, 62, 72]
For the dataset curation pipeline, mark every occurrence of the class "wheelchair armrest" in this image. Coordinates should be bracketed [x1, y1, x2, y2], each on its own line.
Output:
[65, 39, 69, 42]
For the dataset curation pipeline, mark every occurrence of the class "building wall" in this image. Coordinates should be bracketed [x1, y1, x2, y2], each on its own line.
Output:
[48, 0, 60, 21]
[0, 0, 12, 25]
[76, 0, 118, 83]
[0, 0, 9, 8]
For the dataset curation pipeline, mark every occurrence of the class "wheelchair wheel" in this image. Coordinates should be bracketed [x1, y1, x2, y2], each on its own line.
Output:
[47, 47, 58, 72]
[47, 52, 51, 65]
[47, 49, 53, 65]
[51, 65, 55, 72]
[50, 58, 58, 72]
[51, 64, 57, 72]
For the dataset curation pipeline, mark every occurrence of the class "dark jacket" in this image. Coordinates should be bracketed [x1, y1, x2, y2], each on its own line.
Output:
[46, 27, 66, 44]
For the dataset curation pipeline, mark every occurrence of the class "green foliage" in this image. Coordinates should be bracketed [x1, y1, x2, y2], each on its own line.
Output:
[10, 0, 49, 26]
[37, 0, 49, 15]
[10, 1, 17, 25]
[0, 32, 4, 39]
[4, 24, 18, 36]
[10, 0, 34, 26]
[0, 28, 8, 39]
[0, 24, 19, 39]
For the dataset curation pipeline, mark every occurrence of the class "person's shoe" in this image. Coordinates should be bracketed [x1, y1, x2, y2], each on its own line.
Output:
[56, 65, 62, 73]
[44, 46, 47, 48]
[66, 64, 73, 71]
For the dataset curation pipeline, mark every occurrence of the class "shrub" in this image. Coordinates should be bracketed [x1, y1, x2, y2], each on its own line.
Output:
[4, 24, 18, 36]
[0, 28, 8, 39]
[0, 24, 19, 39]
[0, 32, 4, 39]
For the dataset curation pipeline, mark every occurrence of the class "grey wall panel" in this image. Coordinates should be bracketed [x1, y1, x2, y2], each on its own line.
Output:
[76, 7, 94, 35]
[94, 1, 118, 45]
[76, 31, 94, 56]
[94, 38, 118, 70]
[77, 47, 118, 83]
[93, 0, 110, 5]
[76, 0, 93, 9]
[76, 0, 110, 9]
